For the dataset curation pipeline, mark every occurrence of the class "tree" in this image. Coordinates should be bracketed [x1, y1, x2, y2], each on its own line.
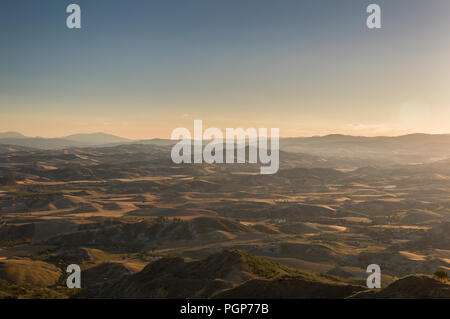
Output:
[434, 269, 448, 281]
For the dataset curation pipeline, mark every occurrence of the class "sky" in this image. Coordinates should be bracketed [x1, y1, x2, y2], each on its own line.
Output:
[0, 0, 449, 139]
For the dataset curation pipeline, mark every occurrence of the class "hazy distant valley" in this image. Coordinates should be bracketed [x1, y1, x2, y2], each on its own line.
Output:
[1, 132, 450, 298]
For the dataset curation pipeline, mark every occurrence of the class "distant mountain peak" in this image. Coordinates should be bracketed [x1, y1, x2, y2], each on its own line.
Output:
[0, 131, 26, 139]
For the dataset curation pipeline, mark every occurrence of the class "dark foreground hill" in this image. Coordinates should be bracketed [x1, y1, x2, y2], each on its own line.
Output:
[75, 249, 450, 299]
[351, 275, 450, 298]
[0, 248, 448, 299]
[76, 249, 365, 299]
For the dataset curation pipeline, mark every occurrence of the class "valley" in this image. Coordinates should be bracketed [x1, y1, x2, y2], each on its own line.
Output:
[0, 135, 450, 298]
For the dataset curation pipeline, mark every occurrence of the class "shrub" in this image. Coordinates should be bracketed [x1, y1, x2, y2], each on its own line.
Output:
[434, 269, 448, 281]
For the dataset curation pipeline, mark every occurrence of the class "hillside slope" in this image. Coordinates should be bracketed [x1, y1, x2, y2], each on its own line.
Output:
[77, 249, 362, 299]
[351, 275, 450, 299]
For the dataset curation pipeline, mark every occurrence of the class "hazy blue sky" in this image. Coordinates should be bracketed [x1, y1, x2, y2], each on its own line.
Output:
[0, 0, 449, 138]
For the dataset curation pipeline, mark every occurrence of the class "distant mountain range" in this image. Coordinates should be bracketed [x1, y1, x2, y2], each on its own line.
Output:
[2, 132, 450, 165]
[281, 133, 450, 162]
[0, 132, 134, 150]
